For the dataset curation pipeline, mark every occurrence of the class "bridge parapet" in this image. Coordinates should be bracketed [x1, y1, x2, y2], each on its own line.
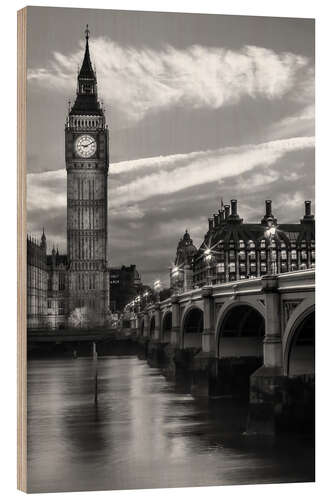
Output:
[277, 268, 315, 292]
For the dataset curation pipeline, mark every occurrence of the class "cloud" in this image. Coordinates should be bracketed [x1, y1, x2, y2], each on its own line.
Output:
[27, 135, 314, 220]
[28, 38, 311, 123]
[109, 136, 314, 207]
[267, 104, 315, 140]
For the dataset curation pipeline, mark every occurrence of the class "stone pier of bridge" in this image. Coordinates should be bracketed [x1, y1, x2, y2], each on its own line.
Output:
[123, 269, 315, 434]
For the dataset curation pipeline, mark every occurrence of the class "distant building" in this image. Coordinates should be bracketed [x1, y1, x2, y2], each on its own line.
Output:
[27, 233, 48, 329]
[46, 249, 69, 329]
[109, 265, 143, 313]
[170, 199, 315, 291]
[27, 233, 68, 330]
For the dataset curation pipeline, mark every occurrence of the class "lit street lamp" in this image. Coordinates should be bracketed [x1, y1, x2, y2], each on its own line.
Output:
[154, 279, 161, 302]
[204, 248, 213, 285]
[171, 263, 185, 294]
[265, 225, 277, 275]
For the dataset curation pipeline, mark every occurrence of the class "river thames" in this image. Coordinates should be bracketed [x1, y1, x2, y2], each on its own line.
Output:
[27, 356, 314, 493]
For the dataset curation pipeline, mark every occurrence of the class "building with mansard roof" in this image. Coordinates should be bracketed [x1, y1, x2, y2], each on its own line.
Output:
[170, 199, 315, 291]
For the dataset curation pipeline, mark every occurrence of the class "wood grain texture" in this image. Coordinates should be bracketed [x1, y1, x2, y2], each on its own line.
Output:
[17, 7, 27, 493]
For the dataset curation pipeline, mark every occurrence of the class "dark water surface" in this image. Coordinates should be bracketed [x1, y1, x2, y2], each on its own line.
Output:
[27, 356, 314, 493]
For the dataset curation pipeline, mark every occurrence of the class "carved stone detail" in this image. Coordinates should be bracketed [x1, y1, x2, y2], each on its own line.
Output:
[283, 299, 303, 327]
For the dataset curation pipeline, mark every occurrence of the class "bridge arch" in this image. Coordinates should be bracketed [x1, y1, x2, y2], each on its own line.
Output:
[139, 317, 144, 337]
[149, 315, 155, 338]
[215, 300, 265, 352]
[216, 302, 265, 359]
[284, 304, 315, 376]
[215, 301, 265, 396]
[161, 310, 172, 342]
[181, 305, 204, 349]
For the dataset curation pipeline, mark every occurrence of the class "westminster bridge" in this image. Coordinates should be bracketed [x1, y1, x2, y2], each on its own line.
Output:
[124, 269, 315, 433]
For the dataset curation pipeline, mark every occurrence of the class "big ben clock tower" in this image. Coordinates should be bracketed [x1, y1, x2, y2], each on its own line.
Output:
[65, 26, 109, 325]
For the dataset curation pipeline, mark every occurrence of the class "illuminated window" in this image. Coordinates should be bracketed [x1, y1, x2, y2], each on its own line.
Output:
[216, 263, 225, 273]
[291, 250, 297, 260]
[229, 263, 235, 273]
[239, 251, 246, 261]
[281, 250, 287, 260]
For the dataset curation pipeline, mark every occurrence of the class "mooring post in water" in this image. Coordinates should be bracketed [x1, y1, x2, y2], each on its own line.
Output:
[93, 341, 98, 405]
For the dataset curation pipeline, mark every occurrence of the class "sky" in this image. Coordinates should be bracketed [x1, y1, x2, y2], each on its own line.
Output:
[26, 6, 315, 286]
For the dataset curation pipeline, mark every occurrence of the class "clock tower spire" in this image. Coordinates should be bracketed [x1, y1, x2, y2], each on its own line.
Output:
[65, 26, 109, 326]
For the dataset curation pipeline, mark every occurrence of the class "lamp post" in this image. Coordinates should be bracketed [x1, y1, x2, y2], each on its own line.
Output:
[154, 279, 161, 302]
[171, 264, 184, 294]
[135, 295, 141, 313]
[265, 225, 277, 275]
[204, 248, 213, 285]
[143, 290, 149, 307]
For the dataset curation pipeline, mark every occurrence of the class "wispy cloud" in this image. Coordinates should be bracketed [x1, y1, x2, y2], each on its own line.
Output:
[27, 136, 314, 216]
[28, 38, 311, 123]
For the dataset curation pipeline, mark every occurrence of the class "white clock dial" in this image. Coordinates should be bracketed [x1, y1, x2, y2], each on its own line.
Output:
[75, 135, 97, 158]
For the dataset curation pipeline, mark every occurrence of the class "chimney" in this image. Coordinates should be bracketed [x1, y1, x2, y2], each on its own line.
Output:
[305, 200, 311, 217]
[302, 200, 314, 222]
[225, 204, 230, 219]
[231, 199, 238, 216]
[208, 218, 213, 231]
[213, 213, 219, 227]
[265, 200, 272, 216]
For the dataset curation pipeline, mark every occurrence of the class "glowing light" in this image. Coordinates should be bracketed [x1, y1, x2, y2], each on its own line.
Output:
[172, 266, 179, 276]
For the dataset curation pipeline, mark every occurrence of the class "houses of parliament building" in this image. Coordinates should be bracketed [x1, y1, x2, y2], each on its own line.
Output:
[28, 26, 110, 329]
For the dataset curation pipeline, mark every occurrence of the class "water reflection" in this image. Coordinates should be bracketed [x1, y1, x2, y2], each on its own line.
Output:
[27, 356, 314, 493]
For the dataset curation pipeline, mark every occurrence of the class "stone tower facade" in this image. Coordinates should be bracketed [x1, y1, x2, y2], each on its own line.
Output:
[65, 26, 109, 326]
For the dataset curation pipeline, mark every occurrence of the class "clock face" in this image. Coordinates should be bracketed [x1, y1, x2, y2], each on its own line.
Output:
[75, 135, 97, 158]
